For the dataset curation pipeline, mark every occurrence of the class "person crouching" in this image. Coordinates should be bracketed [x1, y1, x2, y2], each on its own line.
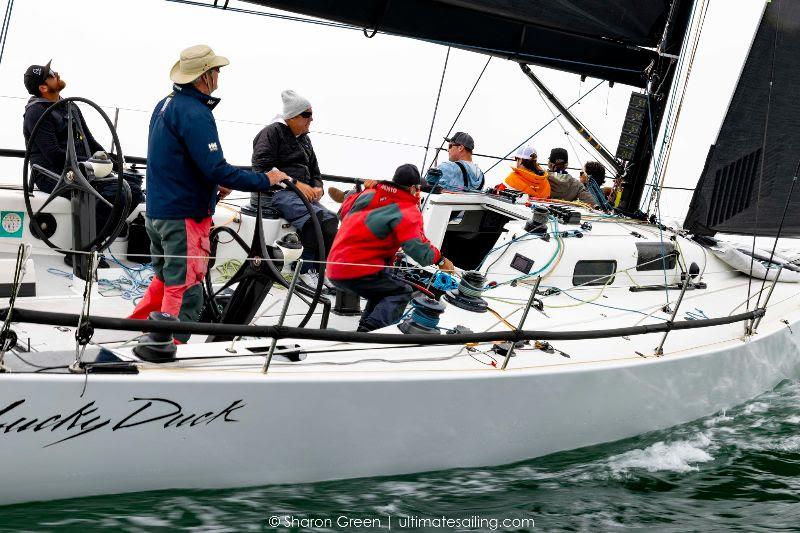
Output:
[327, 164, 455, 332]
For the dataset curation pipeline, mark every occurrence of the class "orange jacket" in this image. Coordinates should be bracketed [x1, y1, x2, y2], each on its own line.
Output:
[504, 166, 550, 198]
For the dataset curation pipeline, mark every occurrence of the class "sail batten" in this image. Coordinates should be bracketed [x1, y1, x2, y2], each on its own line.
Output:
[241, 0, 676, 87]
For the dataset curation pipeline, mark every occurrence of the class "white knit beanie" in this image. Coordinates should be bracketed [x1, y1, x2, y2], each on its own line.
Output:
[281, 89, 311, 119]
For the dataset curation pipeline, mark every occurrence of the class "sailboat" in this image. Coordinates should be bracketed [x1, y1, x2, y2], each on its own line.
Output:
[0, 0, 798, 506]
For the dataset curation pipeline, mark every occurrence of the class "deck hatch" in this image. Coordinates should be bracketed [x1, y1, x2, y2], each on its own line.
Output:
[635, 242, 677, 271]
[572, 260, 617, 286]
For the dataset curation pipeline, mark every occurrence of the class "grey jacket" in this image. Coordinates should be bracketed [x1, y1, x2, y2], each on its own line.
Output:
[547, 170, 596, 205]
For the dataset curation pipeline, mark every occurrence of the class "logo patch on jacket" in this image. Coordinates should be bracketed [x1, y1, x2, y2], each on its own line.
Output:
[208, 142, 219, 152]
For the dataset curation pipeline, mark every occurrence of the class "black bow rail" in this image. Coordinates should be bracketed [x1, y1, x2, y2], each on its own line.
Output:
[0, 307, 764, 346]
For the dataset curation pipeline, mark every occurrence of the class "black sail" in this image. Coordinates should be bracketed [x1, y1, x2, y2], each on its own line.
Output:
[241, 0, 674, 87]
[683, 0, 800, 237]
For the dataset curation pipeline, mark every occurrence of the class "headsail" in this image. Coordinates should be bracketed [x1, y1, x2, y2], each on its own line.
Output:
[683, 0, 800, 237]
[241, 0, 678, 88]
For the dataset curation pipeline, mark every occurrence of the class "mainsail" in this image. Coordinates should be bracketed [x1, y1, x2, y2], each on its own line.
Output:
[683, 0, 800, 237]
[240, 0, 682, 88]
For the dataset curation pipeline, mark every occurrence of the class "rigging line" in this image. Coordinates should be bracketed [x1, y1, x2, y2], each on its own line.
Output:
[0, 94, 429, 150]
[646, 0, 709, 211]
[754, 161, 799, 311]
[654, 0, 709, 209]
[643, 93, 671, 309]
[426, 56, 492, 173]
[486, 80, 603, 173]
[532, 86, 587, 171]
[420, 47, 450, 173]
[0, 0, 14, 67]
[746, 0, 781, 319]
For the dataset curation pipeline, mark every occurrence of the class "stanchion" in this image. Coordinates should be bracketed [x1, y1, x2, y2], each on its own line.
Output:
[263, 260, 302, 373]
[501, 276, 541, 370]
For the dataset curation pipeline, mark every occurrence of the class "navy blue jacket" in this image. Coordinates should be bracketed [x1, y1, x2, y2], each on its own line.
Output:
[146, 84, 270, 220]
[23, 96, 103, 190]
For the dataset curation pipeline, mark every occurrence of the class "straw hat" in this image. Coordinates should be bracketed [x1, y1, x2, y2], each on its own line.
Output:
[170, 45, 229, 84]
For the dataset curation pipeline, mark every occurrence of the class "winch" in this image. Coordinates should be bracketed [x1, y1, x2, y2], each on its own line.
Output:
[398, 296, 446, 334]
[444, 270, 488, 313]
[525, 206, 550, 234]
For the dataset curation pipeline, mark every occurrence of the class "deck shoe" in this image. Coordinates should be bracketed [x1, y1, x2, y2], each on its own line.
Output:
[328, 187, 346, 204]
[299, 270, 335, 294]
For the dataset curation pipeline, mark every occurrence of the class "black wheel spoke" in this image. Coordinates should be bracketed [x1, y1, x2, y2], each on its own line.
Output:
[30, 164, 61, 182]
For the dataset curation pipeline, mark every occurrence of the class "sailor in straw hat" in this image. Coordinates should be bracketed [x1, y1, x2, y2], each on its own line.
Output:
[129, 45, 290, 340]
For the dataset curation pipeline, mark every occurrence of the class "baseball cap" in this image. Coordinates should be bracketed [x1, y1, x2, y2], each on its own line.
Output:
[392, 163, 421, 187]
[24, 60, 53, 96]
[444, 131, 475, 152]
[549, 147, 569, 164]
[514, 145, 537, 160]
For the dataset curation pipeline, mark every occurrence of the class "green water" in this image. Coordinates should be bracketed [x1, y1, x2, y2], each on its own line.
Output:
[3, 381, 800, 531]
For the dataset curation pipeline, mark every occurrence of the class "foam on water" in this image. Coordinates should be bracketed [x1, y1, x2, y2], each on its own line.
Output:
[607, 433, 713, 474]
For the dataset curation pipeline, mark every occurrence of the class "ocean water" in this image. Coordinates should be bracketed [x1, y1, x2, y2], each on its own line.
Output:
[3, 381, 800, 532]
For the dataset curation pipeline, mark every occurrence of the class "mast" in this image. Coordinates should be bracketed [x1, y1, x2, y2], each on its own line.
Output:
[519, 64, 623, 176]
[618, 0, 694, 213]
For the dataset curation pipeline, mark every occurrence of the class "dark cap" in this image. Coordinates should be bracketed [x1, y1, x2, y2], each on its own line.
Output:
[24, 60, 52, 96]
[392, 163, 421, 187]
[549, 147, 568, 164]
[444, 131, 474, 152]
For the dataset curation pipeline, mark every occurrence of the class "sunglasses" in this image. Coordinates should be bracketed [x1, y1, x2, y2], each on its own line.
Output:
[448, 143, 462, 149]
[299, 111, 313, 118]
[47, 69, 57, 79]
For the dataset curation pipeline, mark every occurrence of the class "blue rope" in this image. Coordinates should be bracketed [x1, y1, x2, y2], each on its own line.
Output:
[407, 299, 442, 330]
[587, 179, 612, 211]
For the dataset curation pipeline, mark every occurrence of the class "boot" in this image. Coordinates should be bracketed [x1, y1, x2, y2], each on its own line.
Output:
[328, 187, 346, 204]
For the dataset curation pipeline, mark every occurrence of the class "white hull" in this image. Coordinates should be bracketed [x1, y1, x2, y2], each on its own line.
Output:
[1, 322, 798, 505]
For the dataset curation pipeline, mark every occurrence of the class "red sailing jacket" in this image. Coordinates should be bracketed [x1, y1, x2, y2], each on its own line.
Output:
[327, 182, 442, 280]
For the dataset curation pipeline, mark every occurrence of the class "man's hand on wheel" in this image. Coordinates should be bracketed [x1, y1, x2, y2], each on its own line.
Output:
[217, 186, 232, 202]
[265, 168, 291, 186]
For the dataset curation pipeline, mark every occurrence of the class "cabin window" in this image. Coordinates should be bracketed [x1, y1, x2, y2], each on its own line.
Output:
[635, 242, 677, 271]
[573, 260, 617, 286]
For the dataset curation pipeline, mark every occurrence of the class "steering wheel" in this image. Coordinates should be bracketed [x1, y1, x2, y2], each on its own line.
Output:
[23, 96, 129, 253]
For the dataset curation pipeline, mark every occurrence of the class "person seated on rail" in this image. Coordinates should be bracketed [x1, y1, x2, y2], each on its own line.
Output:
[250, 90, 338, 291]
[546, 147, 596, 206]
[423, 132, 485, 192]
[503, 144, 550, 199]
[327, 164, 455, 332]
[22, 61, 144, 251]
[580, 160, 612, 207]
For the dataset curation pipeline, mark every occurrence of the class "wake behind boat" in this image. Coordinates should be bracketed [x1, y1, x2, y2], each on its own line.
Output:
[0, 0, 799, 506]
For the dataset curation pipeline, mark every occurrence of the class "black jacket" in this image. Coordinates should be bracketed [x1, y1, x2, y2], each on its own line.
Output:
[251, 120, 322, 188]
[23, 96, 103, 190]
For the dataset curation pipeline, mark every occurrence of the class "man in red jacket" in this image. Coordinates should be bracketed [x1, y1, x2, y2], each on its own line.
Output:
[328, 164, 454, 331]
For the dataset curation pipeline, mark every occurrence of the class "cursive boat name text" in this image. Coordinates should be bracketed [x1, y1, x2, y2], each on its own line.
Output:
[0, 397, 245, 447]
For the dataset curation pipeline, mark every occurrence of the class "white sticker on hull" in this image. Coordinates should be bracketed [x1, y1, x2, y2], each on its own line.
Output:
[0, 211, 24, 238]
